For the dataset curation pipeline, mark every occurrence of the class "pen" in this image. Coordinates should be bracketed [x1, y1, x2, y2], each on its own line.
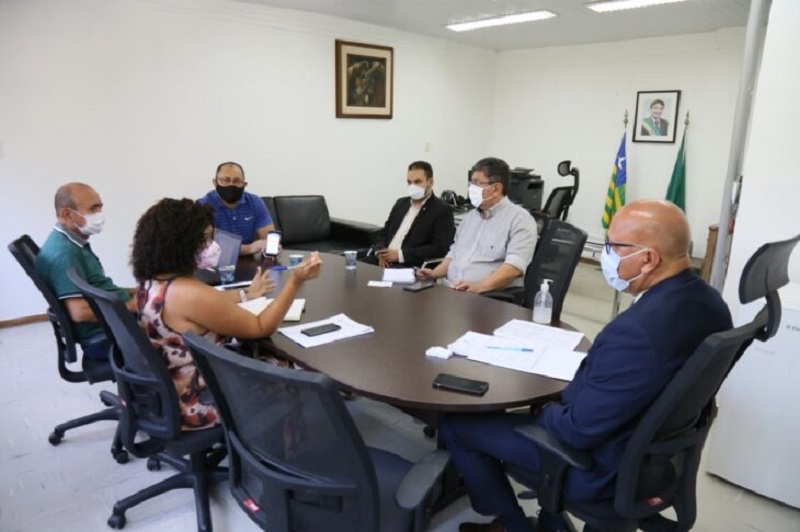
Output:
[487, 346, 534, 352]
[271, 264, 302, 271]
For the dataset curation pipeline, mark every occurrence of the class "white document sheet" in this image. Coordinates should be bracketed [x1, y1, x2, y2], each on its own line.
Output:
[238, 298, 305, 321]
[447, 330, 585, 381]
[493, 319, 584, 351]
[382, 268, 415, 284]
[279, 313, 374, 348]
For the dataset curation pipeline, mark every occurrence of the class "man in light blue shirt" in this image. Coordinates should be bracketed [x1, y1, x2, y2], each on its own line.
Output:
[418, 157, 537, 293]
[198, 161, 275, 256]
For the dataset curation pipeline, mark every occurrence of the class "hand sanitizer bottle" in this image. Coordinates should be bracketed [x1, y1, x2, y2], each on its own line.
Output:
[532, 279, 553, 324]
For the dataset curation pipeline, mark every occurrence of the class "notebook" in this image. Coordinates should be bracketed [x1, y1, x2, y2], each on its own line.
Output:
[238, 298, 305, 321]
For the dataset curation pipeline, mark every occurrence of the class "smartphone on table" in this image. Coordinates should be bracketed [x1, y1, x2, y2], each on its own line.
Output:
[301, 323, 342, 337]
[264, 231, 282, 257]
[432, 373, 489, 396]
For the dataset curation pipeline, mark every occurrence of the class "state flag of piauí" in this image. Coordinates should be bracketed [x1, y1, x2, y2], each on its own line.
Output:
[601, 133, 627, 229]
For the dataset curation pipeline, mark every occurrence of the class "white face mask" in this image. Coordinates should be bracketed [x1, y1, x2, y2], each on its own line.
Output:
[71, 209, 105, 236]
[600, 246, 647, 292]
[468, 183, 486, 209]
[196, 240, 221, 269]
[408, 183, 427, 201]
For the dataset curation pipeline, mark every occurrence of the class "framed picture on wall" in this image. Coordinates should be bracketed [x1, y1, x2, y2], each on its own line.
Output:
[335, 40, 394, 119]
[633, 90, 681, 143]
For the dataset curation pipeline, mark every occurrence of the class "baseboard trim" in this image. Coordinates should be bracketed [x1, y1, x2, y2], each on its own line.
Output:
[0, 314, 48, 328]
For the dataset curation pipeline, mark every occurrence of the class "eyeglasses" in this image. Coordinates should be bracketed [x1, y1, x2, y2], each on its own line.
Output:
[604, 238, 646, 254]
[216, 177, 245, 187]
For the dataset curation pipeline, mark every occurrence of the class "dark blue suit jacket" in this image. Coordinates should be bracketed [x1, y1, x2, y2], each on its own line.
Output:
[536, 269, 732, 501]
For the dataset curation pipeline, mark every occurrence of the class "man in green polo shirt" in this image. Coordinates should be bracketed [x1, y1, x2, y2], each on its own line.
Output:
[35, 183, 136, 360]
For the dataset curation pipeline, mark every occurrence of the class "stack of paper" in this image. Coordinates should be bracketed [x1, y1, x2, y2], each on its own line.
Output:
[447, 323, 586, 381]
[493, 319, 584, 351]
[279, 313, 374, 348]
[238, 298, 305, 321]
[382, 268, 415, 284]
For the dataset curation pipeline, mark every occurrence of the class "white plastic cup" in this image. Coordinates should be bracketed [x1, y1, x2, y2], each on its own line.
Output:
[289, 254, 304, 267]
[344, 250, 357, 270]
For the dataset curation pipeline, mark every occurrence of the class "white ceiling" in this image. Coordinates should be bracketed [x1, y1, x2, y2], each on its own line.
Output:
[235, 0, 751, 50]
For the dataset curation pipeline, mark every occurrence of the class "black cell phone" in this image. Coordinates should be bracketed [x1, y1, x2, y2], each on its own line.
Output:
[300, 323, 341, 337]
[403, 281, 434, 293]
[432, 373, 489, 396]
[264, 231, 282, 257]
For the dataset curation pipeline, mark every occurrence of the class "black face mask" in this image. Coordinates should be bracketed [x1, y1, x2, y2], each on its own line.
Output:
[216, 184, 245, 203]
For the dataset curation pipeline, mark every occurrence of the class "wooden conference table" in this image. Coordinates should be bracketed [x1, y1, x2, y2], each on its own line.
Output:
[235, 252, 590, 414]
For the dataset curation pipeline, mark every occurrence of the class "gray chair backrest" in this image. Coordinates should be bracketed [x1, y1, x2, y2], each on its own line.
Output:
[185, 333, 380, 531]
[214, 228, 242, 270]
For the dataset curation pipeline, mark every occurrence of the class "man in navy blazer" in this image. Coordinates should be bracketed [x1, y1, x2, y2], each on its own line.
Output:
[370, 161, 455, 268]
[444, 199, 732, 532]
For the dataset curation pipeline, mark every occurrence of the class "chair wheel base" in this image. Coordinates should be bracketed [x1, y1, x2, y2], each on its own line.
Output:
[48, 430, 64, 445]
[113, 450, 130, 464]
[107, 512, 126, 529]
[146, 458, 161, 471]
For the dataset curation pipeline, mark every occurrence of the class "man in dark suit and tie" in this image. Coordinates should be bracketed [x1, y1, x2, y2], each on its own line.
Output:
[444, 199, 733, 532]
[370, 161, 455, 268]
[640, 99, 669, 136]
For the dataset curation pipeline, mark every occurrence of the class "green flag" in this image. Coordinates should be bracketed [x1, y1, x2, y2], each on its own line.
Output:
[666, 129, 686, 211]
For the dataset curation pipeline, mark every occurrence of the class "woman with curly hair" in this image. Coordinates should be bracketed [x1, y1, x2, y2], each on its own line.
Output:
[131, 198, 322, 430]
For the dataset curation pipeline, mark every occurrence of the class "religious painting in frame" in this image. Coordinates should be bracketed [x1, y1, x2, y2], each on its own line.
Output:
[335, 40, 394, 119]
[633, 90, 681, 143]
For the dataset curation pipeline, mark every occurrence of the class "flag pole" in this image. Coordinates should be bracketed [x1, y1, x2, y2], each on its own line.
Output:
[611, 110, 629, 319]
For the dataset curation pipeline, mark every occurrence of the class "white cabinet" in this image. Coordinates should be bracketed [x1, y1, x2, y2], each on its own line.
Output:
[706, 283, 800, 508]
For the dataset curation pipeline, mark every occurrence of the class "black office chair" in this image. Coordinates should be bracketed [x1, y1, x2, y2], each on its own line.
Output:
[270, 195, 382, 253]
[486, 220, 587, 323]
[67, 269, 227, 531]
[531, 160, 580, 235]
[506, 233, 800, 532]
[7, 235, 126, 462]
[184, 332, 451, 532]
[261, 196, 281, 233]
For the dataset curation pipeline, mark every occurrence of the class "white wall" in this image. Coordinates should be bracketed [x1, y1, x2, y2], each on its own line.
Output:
[0, 0, 495, 320]
[492, 29, 745, 249]
[721, 0, 800, 321]
[0, 0, 752, 322]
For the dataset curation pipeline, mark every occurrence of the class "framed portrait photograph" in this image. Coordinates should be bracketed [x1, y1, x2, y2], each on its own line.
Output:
[335, 40, 394, 119]
[633, 90, 681, 143]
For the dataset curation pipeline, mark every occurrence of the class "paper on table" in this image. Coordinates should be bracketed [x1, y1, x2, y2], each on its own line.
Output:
[493, 319, 584, 351]
[447, 330, 585, 380]
[530, 348, 586, 381]
[238, 298, 305, 321]
[382, 268, 415, 284]
[279, 313, 374, 348]
[368, 280, 393, 288]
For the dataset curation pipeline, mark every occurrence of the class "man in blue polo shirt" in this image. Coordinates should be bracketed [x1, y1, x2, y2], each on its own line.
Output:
[198, 161, 275, 256]
[35, 183, 136, 360]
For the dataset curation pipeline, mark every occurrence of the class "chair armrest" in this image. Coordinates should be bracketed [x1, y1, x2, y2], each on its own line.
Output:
[513, 424, 593, 515]
[484, 287, 525, 306]
[330, 217, 383, 247]
[515, 424, 592, 470]
[395, 449, 450, 510]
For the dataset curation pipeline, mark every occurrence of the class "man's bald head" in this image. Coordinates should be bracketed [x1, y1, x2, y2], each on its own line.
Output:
[612, 199, 690, 260]
[54, 182, 94, 214]
[607, 199, 691, 292]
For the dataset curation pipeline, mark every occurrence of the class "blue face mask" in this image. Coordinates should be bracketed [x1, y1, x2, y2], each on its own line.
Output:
[600, 246, 648, 292]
